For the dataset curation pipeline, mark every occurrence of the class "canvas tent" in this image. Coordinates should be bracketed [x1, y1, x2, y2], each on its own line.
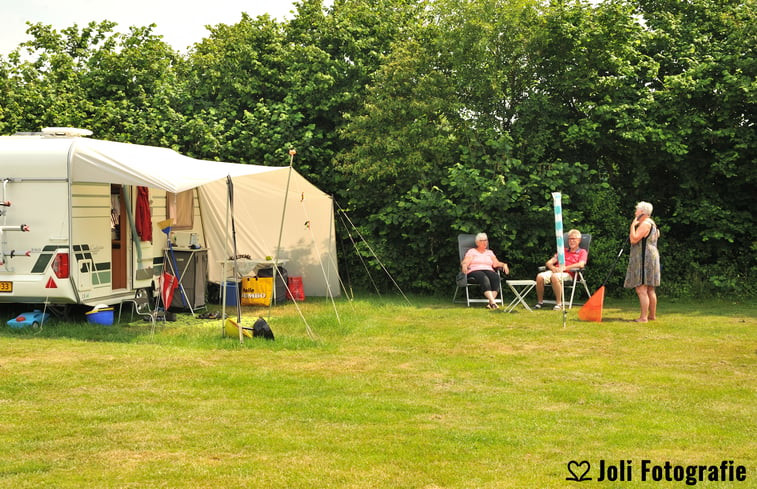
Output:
[0, 134, 339, 302]
[74, 138, 339, 296]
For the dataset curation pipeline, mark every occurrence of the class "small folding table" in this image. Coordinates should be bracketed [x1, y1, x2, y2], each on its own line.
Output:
[505, 279, 537, 312]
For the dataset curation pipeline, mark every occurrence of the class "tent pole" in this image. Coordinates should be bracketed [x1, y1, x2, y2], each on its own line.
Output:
[226, 175, 243, 344]
[269, 149, 296, 321]
[221, 181, 228, 338]
[299, 199, 341, 325]
[334, 200, 411, 305]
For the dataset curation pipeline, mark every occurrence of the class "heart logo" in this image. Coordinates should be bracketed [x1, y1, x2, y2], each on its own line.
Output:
[566, 460, 592, 481]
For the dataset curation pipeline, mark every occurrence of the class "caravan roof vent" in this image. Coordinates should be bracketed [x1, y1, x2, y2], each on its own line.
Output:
[41, 127, 93, 138]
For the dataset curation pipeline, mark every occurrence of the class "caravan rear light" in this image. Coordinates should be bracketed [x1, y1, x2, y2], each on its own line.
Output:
[52, 253, 70, 278]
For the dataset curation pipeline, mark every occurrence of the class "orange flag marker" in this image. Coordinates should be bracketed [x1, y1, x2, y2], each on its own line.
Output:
[578, 285, 605, 322]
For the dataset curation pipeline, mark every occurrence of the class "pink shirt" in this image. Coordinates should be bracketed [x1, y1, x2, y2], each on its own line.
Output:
[464, 249, 498, 272]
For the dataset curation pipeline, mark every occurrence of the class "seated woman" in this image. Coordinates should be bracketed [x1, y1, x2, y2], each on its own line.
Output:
[461, 232, 509, 309]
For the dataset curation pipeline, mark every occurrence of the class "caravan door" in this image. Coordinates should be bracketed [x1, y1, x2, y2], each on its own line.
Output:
[110, 184, 127, 289]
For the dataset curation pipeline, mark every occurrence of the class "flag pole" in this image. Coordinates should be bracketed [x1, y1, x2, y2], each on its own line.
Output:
[578, 237, 629, 322]
[551, 192, 567, 328]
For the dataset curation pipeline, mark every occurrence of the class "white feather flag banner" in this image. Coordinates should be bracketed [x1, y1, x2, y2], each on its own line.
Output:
[552, 192, 565, 266]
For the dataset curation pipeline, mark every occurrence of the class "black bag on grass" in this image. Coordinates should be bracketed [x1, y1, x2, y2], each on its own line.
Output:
[252, 317, 275, 341]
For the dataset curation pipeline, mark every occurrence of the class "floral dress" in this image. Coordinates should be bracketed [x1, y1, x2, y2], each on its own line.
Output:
[624, 221, 660, 288]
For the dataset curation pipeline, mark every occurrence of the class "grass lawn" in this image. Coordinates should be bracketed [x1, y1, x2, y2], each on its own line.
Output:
[1, 295, 755, 488]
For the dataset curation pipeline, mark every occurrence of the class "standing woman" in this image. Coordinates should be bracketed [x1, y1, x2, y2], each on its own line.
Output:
[624, 201, 660, 322]
[461, 233, 509, 309]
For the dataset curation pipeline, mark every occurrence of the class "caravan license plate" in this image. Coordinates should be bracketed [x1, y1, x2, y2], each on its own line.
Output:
[0, 281, 12, 293]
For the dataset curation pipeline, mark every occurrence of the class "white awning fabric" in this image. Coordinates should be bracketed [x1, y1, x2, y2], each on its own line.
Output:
[65, 137, 338, 297]
[70, 138, 280, 193]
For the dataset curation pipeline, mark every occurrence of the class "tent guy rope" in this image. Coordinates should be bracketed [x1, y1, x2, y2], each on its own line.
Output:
[334, 200, 411, 305]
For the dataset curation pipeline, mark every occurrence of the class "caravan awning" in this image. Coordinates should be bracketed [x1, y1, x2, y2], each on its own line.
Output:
[0, 134, 339, 297]
[70, 138, 283, 193]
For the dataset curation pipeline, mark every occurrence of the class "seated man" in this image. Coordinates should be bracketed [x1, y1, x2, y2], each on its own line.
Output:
[534, 229, 587, 310]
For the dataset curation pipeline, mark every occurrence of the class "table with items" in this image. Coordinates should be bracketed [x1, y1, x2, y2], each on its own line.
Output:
[219, 258, 289, 305]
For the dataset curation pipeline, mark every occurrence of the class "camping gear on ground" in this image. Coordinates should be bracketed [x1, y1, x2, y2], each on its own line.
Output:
[223, 317, 274, 341]
[206, 282, 221, 304]
[7, 309, 50, 328]
[86, 304, 114, 325]
[504, 279, 537, 313]
[164, 248, 207, 311]
[257, 267, 288, 303]
[224, 317, 252, 339]
[241, 276, 274, 307]
[160, 272, 179, 311]
[286, 276, 305, 301]
[118, 287, 161, 332]
[159, 218, 194, 315]
[578, 237, 630, 322]
[252, 317, 275, 340]
[197, 311, 221, 320]
[455, 272, 468, 288]
[224, 281, 240, 306]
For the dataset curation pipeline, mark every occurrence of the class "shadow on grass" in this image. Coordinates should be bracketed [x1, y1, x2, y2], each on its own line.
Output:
[0, 314, 323, 351]
[1, 319, 150, 342]
[594, 296, 756, 319]
[598, 316, 644, 322]
[0, 302, 329, 350]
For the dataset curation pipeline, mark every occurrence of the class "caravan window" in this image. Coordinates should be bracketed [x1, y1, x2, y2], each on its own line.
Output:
[166, 190, 194, 230]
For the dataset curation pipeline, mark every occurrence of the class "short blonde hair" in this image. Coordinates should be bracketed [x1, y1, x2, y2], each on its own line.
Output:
[636, 201, 653, 216]
[475, 232, 488, 243]
[567, 229, 581, 239]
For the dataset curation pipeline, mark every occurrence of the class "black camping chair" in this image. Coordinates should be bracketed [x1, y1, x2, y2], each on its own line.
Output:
[452, 234, 506, 307]
[538, 233, 592, 309]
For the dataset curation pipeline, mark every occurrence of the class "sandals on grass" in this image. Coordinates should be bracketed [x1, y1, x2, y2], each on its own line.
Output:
[198, 311, 221, 320]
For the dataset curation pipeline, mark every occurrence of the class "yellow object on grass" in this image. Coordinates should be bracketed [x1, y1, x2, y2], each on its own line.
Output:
[225, 318, 252, 338]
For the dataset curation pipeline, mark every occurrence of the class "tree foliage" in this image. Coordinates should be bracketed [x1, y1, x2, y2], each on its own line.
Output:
[0, 21, 184, 146]
[1, 0, 753, 297]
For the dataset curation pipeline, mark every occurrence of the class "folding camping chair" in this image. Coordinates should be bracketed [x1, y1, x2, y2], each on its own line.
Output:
[452, 234, 506, 307]
[539, 233, 592, 309]
[118, 287, 162, 333]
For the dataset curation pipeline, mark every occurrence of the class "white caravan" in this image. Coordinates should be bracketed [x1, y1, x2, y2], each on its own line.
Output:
[0, 128, 339, 312]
